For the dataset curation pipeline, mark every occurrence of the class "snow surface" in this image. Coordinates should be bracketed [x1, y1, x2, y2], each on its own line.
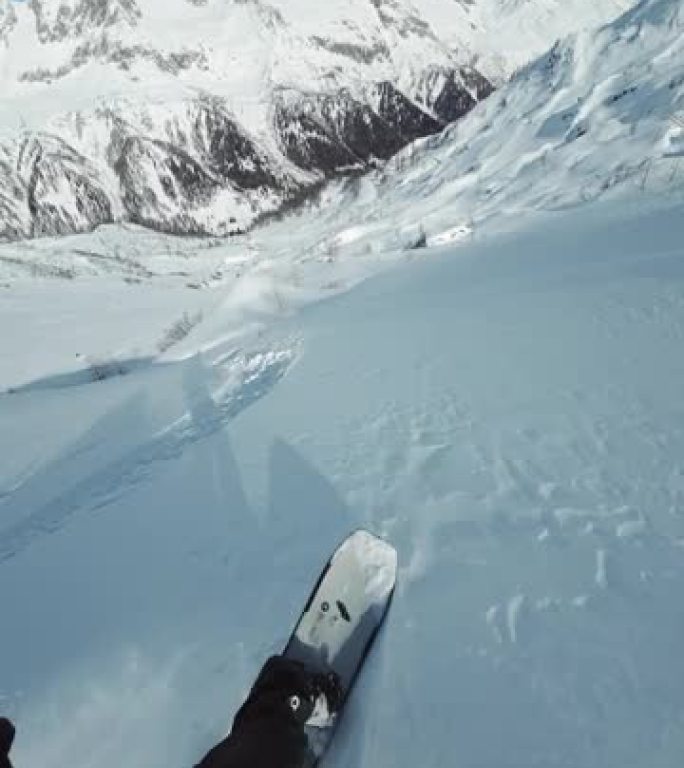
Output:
[2, 0, 684, 766]
[3, 191, 684, 767]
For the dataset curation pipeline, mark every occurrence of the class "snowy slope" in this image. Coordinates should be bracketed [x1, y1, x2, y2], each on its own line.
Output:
[2, 195, 684, 768]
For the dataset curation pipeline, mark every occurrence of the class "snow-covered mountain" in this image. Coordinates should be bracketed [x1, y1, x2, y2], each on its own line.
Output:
[2, 0, 677, 284]
[417, 0, 636, 81]
[281, 0, 684, 256]
[0, 0, 636, 242]
[0, 0, 497, 240]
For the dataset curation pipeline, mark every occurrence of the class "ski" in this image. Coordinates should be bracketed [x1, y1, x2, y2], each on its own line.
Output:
[283, 529, 397, 765]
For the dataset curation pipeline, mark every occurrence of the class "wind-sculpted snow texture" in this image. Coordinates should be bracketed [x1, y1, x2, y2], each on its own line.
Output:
[0, 0, 495, 241]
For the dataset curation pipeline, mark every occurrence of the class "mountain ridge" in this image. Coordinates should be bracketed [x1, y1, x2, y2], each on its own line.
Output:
[0, 0, 635, 242]
[0, 0, 495, 240]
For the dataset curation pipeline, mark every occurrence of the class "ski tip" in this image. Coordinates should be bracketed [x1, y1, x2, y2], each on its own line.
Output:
[336, 529, 398, 589]
[347, 528, 397, 554]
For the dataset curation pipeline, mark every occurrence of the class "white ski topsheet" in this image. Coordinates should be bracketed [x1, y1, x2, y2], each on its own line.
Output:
[285, 530, 397, 688]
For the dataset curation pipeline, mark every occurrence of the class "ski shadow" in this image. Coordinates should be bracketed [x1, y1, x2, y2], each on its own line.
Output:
[4, 356, 157, 395]
[264, 438, 352, 571]
[224, 437, 358, 655]
[179, 354, 260, 564]
[0, 349, 293, 565]
[0, 390, 154, 561]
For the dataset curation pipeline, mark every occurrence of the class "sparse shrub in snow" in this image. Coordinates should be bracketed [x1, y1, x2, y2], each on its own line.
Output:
[88, 358, 127, 382]
[157, 311, 203, 353]
[401, 224, 427, 250]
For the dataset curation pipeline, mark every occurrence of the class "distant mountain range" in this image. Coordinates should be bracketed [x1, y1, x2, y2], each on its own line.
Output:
[0, 0, 632, 240]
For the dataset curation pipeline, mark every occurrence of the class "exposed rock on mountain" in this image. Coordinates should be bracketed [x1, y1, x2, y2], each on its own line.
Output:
[23, 135, 114, 238]
[414, 66, 495, 123]
[0, 0, 17, 43]
[0, 65, 492, 240]
[29, 0, 141, 43]
[189, 99, 282, 191]
[370, 81, 444, 143]
[274, 86, 433, 176]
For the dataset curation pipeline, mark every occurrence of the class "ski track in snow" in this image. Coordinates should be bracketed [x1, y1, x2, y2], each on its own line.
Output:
[0, 346, 295, 563]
